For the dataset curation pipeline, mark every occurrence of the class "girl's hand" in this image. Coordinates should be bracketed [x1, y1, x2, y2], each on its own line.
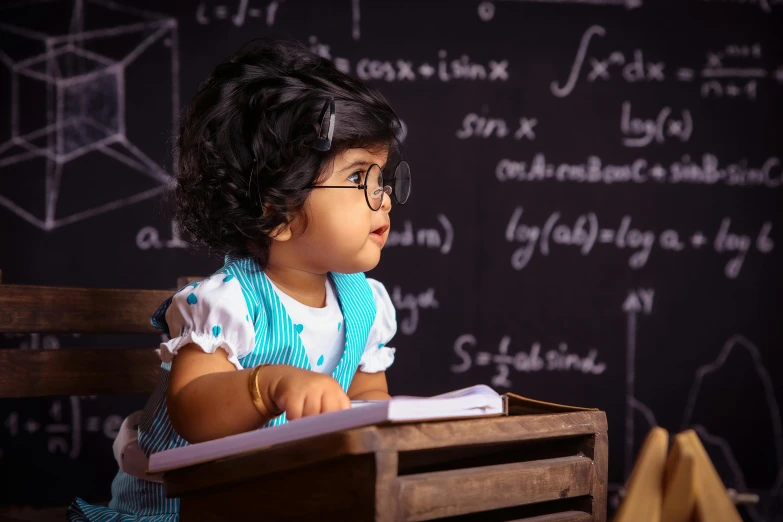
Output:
[263, 365, 351, 421]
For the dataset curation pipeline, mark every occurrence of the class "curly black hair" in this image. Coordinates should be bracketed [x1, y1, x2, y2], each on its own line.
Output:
[173, 38, 403, 268]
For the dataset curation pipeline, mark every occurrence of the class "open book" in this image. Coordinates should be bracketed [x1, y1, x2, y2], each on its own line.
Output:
[147, 384, 594, 474]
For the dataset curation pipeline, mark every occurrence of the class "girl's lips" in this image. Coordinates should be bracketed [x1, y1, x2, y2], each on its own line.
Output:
[369, 224, 389, 246]
[372, 224, 389, 236]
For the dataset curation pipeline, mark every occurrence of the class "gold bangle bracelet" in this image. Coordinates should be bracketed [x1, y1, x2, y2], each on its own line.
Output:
[248, 363, 275, 417]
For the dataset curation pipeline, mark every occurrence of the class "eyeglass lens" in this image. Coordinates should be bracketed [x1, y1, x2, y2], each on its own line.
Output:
[366, 161, 412, 211]
[393, 161, 411, 205]
[365, 164, 384, 210]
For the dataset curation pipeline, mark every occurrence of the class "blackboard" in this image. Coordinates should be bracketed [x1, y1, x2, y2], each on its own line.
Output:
[0, 0, 781, 519]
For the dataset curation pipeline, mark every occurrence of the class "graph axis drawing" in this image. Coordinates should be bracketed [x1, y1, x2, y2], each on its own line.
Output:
[0, 0, 179, 231]
[622, 290, 782, 522]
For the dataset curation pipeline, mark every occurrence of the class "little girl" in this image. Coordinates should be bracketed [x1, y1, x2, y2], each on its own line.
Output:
[68, 38, 410, 521]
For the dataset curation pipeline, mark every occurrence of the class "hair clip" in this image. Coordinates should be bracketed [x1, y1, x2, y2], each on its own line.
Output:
[311, 98, 335, 152]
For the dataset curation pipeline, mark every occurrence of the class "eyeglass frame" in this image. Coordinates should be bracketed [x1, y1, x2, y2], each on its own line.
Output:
[308, 161, 410, 211]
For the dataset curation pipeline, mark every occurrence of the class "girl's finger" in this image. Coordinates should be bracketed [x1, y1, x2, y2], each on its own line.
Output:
[321, 393, 343, 413]
[338, 391, 351, 410]
[301, 392, 321, 417]
[285, 395, 303, 420]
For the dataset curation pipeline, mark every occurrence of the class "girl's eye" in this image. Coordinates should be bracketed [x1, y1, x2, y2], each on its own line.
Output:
[347, 171, 364, 184]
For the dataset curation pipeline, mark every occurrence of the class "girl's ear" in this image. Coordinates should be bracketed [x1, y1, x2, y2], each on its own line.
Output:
[269, 222, 292, 242]
[262, 204, 293, 242]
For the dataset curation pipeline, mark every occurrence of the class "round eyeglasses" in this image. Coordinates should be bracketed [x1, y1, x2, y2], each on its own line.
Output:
[309, 161, 411, 211]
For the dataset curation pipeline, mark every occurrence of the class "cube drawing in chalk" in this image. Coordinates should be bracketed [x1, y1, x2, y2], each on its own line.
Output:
[0, 0, 180, 231]
[14, 46, 121, 160]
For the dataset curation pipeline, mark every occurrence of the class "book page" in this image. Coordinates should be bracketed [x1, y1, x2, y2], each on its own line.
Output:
[389, 384, 500, 401]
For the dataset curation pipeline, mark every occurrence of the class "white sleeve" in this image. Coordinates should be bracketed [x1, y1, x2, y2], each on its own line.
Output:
[156, 273, 255, 370]
[358, 279, 397, 373]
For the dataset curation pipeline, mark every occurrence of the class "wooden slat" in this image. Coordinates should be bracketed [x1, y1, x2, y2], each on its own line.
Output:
[683, 430, 744, 522]
[375, 451, 401, 522]
[374, 412, 607, 452]
[511, 513, 592, 522]
[613, 427, 668, 522]
[589, 429, 608, 521]
[177, 453, 377, 521]
[0, 507, 69, 522]
[0, 284, 172, 334]
[661, 432, 696, 522]
[164, 430, 371, 497]
[396, 455, 593, 521]
[396, 435, 589, 477]
[0, 349, 160, 397]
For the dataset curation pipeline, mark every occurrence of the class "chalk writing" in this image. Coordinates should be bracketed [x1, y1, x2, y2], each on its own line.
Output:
[307, 37, 509, 83]
[456, 111, 537, 141]
[697, 42, 767, 99]
[6, 333, 62, 350]
[496, 154, 781, 188]
[386, 214, 454, 254]
[701, 79, 759, 100]
[137, 221, 189, 250]
[3, 397, 123, 459]
[391, 286, 439, 335]
[552, 26, 663, 97]
[620, 101, 692, 147]
[452, 334, 607, 388]
[195, 0, 280, 27]
[505, 207, 774, 278]
[357, 50, 509, 82]
[706, 43, 763, 65]
[552, 25, 782, 100]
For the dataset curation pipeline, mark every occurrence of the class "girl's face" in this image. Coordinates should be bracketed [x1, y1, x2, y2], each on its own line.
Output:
[270, 147, 392, 275]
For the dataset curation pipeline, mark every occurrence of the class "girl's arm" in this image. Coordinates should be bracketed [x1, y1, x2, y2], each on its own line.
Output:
[167, 344, 351, 443]
[347, 370, 391, 400]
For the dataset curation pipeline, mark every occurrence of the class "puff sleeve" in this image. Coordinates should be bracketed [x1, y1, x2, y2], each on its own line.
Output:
[155, 273, 255, 370]
[358, 279, 397, 373]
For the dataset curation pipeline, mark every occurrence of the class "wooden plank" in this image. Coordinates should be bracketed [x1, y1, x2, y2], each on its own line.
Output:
[396, 436, 590, 477]
[661, 432, 696, 522]
[0, 349, 160, 397]
[0, 284, 172, 334]
[396, 455, 593, 521]
[613, 427, 668, 522]
[682, 430, 743, 522]
[178, 454, 376, 521]
[510, 513, 592, 522]
[164, 430, 375, 497]
[375, 451, 400, 522]
[589, 429, 609, 521]
[373, 412, 607, 453]
[0, 507, 68, 522]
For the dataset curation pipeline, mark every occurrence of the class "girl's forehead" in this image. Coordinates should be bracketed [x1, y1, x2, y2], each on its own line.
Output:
[337, 147, 389, 165]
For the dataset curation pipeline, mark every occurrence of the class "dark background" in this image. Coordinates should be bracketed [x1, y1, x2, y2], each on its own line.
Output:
[0, 0, 781, 519]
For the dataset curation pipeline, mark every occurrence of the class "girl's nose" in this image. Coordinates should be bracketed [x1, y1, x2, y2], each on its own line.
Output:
[381, 186, 393, 212]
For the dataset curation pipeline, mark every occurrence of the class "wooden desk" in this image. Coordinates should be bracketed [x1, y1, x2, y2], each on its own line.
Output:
[163, 411, 608, 522]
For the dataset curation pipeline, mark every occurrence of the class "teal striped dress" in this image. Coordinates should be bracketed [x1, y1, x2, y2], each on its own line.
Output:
[67, 257, 377, 521]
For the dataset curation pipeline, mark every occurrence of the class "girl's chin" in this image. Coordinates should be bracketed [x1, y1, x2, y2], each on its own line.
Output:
[342, 249, 381, 274]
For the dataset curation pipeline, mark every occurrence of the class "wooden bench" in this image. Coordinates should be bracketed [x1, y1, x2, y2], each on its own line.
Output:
[0, 270, 190, 521]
